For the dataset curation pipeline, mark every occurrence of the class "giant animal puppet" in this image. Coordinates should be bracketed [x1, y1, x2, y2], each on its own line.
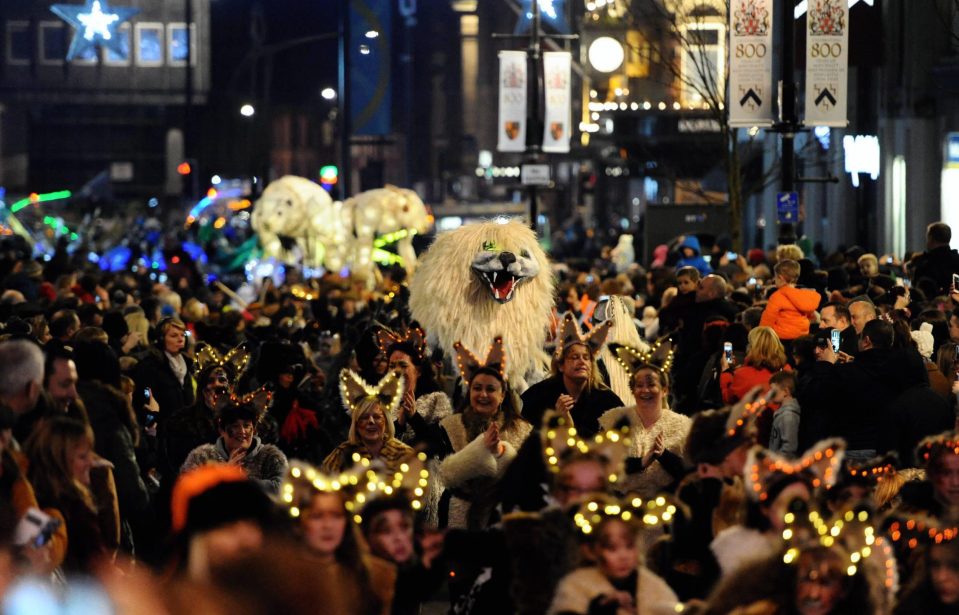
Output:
[409, 220, 555, 391]
[347, 185, 431, 280]
[250, 175, 351, 270]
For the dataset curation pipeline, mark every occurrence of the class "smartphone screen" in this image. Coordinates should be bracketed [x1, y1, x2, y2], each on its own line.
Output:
[723, 342, 733, 362]
[953, 273, 959, 290]
[831, 329, 841, 353]
[726, 251, 737, 261]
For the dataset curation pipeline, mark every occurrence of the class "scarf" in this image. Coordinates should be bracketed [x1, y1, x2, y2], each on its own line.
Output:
[166, 351, 187, 385]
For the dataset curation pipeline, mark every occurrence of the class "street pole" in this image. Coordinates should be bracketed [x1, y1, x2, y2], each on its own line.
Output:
[338, 0, 352, 200]
[493, 1, 576, 233]
[779, 0, 796, 195]
[526, 0, 541, 230]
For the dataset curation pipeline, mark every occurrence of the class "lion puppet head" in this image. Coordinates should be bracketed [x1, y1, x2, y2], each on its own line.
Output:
[409, 220, 555, 391]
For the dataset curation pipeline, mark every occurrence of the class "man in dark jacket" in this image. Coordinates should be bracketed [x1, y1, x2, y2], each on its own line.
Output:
[672, 275, 739, 414]
[912, 222, 959, 296]
[879, 384, 953, 467]
[814, 320, 904, 462]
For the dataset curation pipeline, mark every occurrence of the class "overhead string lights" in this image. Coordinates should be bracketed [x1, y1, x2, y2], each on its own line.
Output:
[281, 454, 430, 523]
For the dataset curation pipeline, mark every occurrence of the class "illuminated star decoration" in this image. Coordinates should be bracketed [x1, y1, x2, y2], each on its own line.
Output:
[51, 0, 140, 61]
[514, 0, 571, 35]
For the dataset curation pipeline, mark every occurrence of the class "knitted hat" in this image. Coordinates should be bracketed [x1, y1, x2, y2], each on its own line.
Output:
[911, 323, 935, 360]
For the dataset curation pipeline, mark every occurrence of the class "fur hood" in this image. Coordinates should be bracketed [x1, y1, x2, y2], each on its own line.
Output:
[547, 566, 680, 615]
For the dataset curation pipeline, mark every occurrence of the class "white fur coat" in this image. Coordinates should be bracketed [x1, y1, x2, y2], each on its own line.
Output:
[598, 406, 691, 498]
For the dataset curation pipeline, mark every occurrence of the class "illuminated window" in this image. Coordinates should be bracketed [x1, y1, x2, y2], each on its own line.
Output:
[103, 23, 131, 65]
[135, 23, 163, 66]
[6, 21, 31, 65]
[679, 21, 725, 107]
[167, 23, 195, 65]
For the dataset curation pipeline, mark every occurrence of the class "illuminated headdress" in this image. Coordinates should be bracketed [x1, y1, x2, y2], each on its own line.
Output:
[745, 439, 845, 502]
[608, 337, 674, 377]
[571, 493, 684, 536]
[553, 312, 612, 359]
[779, 500, 898, 595]
[338, 369, 405, 417]
[213, 387, 273, 420]
[834, 452, 899, 490]
[542, 413, 631, 484]
[375, 323, 427, 359]
[194, 342, 251, 386]
[453, 336, 507, 382]
[916, 431, 959, 469]
[280, 454, 430, 523]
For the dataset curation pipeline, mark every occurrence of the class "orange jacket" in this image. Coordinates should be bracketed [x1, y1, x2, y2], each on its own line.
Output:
[760, 286, 820, 340]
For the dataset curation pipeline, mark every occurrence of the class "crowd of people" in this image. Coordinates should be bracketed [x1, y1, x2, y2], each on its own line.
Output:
[0, 218, 959, 615]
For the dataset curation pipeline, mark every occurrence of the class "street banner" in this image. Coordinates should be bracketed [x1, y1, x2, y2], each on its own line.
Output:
[728, 0, 774, 127]
[498, 51, 528, 153]
[542, 52, 571, 153]
[804, 0, 849, 127]
[350, 0, 392, 136]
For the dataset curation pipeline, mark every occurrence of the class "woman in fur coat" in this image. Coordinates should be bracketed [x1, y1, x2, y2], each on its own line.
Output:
[598, 365, 691, 499]
[413, 364, 531, 529]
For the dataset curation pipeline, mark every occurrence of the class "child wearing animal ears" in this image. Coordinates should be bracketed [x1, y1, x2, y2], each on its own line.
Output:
[547, 515, 680, 615]
[359, 496, 446, 615]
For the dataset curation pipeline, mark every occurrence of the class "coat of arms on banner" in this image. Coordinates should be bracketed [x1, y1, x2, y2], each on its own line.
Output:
[733, 0, 769, 36]
[809, 0, 846, 36]
[503, 63, 526, 88]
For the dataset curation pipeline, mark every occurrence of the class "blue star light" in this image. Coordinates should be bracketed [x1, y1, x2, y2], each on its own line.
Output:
[514, 0, 571, 35]
[50, 0, 139, 61]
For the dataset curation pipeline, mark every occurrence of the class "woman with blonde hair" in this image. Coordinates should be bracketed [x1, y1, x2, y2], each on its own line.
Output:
[322, 371, 414, 474]
[25, 416, 115, 572]
[720, 326, 789, 404]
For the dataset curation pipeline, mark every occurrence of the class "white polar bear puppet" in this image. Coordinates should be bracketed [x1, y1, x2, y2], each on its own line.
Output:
[251, 175, 352, 271]
[347, 185, 431, 280]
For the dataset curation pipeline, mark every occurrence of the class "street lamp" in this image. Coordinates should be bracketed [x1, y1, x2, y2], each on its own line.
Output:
[240, 104, 256, 117]
[587, 36, 625, 73]
[321, 87, 337, 100]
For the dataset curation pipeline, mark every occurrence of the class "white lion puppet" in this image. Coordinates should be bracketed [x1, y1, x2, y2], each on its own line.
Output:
[251, 176, 352, 270]
[409, 220, 555, 391]
[347, 185, 431, 279]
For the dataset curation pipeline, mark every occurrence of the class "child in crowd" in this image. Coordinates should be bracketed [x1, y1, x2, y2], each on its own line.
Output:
[768, 371, 800, 458]
[759, 259, 821, 343]
[674, 266, 701, 296]
[547, 504, 679, 615]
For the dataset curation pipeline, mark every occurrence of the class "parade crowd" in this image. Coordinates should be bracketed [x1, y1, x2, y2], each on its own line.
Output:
[1, 219, 959, 615]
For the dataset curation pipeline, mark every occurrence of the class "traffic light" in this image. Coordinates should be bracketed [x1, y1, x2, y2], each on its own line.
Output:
[319, 165, 339, 190]
[177, 162, 192, 176]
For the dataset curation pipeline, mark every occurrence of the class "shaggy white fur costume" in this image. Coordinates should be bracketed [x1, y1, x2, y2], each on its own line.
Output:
[597, 296, 649, 404]
[408, 221, 555, 391]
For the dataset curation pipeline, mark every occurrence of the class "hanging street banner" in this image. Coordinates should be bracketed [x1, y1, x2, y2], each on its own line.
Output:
[542, 52, 571, 153]
[804, 0, 849, 127]
[728, 0, 774, 127]
[498, 51, 528, 153]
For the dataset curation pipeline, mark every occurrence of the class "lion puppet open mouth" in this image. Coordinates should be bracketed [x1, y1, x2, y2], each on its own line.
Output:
[409, 220, 554, 391]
